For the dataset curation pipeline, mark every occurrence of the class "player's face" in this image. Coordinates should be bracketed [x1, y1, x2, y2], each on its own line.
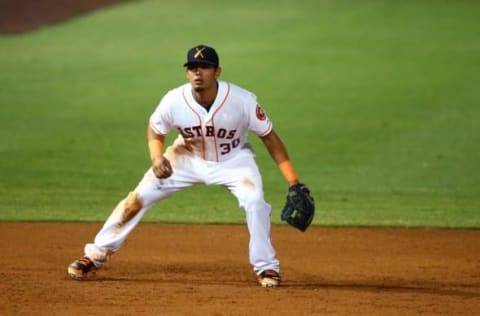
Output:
[186, 63, 221, 93]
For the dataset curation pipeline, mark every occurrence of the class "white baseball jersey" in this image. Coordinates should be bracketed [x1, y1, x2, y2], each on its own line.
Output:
[83, 80, 280, 277]
[149, 80, 272, 161]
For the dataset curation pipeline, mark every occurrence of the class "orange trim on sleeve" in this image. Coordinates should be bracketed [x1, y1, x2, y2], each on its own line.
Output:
[278, 160, 298, 183]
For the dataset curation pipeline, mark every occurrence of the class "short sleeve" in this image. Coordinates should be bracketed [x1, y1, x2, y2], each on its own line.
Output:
[149, 93, 175, 135]
[246, 93, 273, 136]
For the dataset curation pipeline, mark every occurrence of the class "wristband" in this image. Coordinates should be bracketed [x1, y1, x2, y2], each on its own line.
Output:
[278, 160, 298, 183]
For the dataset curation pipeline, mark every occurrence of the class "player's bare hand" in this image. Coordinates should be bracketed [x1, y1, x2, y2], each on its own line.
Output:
[151, 155, 173, 179]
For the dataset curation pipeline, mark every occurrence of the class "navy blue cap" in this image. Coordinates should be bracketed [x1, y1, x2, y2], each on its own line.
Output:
[183, 44, 219, 67]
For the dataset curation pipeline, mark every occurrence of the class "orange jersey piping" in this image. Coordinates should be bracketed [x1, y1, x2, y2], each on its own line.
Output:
[210, 83, 231, 161]
[182, 87, 206, 159]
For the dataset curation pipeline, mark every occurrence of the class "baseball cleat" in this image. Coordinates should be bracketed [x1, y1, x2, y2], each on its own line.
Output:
[67, 257, 97, 280]
[257, 269, 281, 288]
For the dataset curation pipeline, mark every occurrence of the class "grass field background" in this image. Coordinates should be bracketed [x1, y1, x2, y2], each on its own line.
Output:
[1, 0, 479, 227]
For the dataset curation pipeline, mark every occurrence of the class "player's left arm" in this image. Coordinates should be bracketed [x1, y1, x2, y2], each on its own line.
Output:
[261, 130, 316, 232]
[260, 130, 299, 186]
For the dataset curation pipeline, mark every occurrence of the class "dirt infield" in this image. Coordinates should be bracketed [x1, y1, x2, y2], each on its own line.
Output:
[0, 0, 126, 34]
[1, 1, 480, 314]
[1, 223, 479, 315]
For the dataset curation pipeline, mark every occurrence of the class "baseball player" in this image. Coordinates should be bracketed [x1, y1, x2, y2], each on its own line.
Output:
[67, 44, 311, 287]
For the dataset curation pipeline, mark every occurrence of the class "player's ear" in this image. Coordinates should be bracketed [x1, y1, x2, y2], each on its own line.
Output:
[215, 67, 222, 78]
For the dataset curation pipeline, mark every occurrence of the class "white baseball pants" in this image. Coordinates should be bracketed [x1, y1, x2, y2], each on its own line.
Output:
[83, 143, 279, 275]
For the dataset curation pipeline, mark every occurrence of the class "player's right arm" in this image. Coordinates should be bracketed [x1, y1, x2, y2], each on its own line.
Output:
[147, 125, 173, 179]
[148, 89, 179, 179]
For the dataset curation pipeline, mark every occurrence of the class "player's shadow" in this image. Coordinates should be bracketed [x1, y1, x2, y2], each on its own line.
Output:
[81, 261, 480, 298]
[283, 278, 480, 299]
[93, 260, 253, 286]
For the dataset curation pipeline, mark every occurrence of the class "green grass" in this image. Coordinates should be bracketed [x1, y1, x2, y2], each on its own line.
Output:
[1, 0, 479, 228]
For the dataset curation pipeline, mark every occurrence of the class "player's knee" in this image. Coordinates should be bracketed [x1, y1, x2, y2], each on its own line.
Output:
[242, 196, 270, 213]
[122, 191, 143, 223]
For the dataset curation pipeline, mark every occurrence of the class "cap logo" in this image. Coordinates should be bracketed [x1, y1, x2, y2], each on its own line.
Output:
[194, 47, 205, 59]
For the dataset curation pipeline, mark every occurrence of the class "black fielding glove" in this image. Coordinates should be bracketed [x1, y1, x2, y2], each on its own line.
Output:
[281, 183, 315, 232]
